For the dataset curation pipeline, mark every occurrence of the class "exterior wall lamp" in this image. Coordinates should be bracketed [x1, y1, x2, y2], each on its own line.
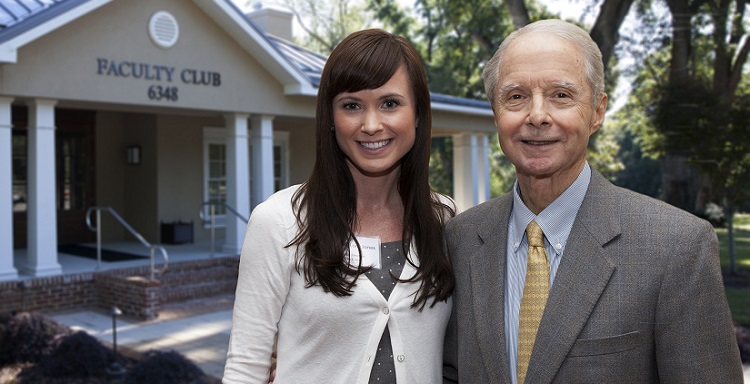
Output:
[126, 145, 141, 165]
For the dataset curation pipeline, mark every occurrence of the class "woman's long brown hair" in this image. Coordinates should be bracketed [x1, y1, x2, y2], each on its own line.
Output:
[287, 29, 455, 309]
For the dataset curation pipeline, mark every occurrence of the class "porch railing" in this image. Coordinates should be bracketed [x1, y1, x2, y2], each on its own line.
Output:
[199, 202, 249, 258]
[85, 206, 169, 280]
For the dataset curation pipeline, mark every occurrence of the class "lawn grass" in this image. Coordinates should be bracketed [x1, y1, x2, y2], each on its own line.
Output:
[716, 228, 750, 271]
[716, 212, 750, 326]
[725, 287, 750, 326]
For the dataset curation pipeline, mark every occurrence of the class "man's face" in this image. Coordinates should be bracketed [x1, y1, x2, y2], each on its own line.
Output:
[492, 33, 607, 185]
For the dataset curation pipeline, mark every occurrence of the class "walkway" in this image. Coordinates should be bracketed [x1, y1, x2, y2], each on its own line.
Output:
[51, 294, 235, 381]
[50, 292, 750, 383]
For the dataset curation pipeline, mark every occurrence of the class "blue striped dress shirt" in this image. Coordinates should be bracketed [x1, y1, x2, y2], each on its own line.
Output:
[504, 162, 591, 384]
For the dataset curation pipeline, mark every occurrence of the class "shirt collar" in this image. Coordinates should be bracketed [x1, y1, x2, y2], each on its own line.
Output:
[510, 162, 591, 255]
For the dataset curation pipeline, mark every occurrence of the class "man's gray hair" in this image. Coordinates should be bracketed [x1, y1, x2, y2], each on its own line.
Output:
[482, 19, 605, 108]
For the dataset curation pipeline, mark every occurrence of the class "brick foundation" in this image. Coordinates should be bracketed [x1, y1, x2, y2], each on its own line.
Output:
[95, 274, 161, 320]
[0, 256, 239, 320]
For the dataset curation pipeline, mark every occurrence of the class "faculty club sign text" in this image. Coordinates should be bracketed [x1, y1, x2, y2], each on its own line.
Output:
[96, 58, 222, 102]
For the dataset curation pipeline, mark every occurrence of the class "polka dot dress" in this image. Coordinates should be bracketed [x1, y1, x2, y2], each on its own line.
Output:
[364, 240, 405, 383]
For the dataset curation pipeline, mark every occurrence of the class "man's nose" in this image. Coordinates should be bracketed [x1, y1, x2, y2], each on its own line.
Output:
[528, 95, 551, 127]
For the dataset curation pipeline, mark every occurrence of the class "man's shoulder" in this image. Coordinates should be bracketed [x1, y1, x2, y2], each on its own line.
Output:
[447, 193, 512, 230]
[591, 174, 708, 227]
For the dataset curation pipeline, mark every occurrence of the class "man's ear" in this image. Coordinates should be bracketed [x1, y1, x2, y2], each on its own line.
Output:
[590, 93, 608, 135]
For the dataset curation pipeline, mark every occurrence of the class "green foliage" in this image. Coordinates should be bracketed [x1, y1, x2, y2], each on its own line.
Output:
[587, 122, 624, 181]
[717, 225, 750, 270]
[291, 0, 631, 199]
[285, 0, 375, 54]
[488, 133, 515, 197]
[726, 288, 750, 327]
[429, 136, 453, 195]
[418, 0, 509, 98]
[607, 109, 662, 198]
[648, 78, 750, 212]
[716, 214, 750, 327]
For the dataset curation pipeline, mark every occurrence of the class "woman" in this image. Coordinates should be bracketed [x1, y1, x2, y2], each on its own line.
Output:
[223, 29, 455, 384]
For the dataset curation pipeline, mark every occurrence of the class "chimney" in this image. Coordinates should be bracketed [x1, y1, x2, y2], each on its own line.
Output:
[246, 4, 294, 41]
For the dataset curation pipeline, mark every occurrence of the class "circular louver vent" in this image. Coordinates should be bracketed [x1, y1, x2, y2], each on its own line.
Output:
[149, 11, 179, 49]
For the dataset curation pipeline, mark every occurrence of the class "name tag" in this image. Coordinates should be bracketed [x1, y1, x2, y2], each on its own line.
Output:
[348, 236, 381, 269]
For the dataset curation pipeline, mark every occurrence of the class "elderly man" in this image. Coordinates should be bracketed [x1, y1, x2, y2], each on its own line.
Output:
[443, 19, 743, 383]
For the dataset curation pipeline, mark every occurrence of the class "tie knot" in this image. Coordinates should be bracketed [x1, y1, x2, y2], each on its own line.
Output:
[526, 220, 545, 247]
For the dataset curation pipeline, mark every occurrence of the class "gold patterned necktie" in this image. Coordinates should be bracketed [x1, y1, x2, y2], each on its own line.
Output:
[517, 220, 550, 384]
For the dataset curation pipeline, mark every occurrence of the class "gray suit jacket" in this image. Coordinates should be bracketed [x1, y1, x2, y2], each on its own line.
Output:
[443, 171, 743, 383]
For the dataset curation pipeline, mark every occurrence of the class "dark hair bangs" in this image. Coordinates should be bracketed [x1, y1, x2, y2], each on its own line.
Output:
[327, 36, 404, 96]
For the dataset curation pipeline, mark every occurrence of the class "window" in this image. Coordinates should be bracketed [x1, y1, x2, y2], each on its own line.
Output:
[268, 131, 289, 193]
[203, 128, 227, 226]
[202, 127, 288, 227]
[12, 131, 26, 212]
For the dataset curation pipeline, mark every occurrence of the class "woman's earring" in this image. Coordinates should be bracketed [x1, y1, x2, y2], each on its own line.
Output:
[330, 125, 335, 131]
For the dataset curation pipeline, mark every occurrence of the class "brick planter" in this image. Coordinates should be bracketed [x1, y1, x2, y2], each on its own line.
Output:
[95, 274, 161, 320]
[0, 256, 240, 321]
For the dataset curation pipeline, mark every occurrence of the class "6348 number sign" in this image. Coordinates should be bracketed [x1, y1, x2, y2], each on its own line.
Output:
[148, 85, 178, 102]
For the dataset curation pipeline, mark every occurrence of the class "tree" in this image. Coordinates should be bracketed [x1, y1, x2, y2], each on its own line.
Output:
[283, 0, 374, 54]
[621, 0, 750, 274]
[280, 0, 637, 199]
[504, 0, 636, 71]
[369, 0, 519, 195]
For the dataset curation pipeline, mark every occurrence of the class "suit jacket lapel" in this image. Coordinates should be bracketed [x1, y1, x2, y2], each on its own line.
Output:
[469, 193, 514, 383]
[525, 171, 621, 384]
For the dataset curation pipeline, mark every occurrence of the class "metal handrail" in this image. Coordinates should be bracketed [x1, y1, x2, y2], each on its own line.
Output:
[85, 206, 169, 280]
[199, 201, 249, 258]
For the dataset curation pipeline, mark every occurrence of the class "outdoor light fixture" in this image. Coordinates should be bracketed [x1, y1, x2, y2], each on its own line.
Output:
[126, 145, 141, 165]
[106, 306, 127, 377]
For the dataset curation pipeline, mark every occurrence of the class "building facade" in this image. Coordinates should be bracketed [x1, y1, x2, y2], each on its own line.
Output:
[0, 0, 496, 281]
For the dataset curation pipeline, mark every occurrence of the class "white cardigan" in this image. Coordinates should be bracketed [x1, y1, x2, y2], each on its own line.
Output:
[223, 185, 451, 384]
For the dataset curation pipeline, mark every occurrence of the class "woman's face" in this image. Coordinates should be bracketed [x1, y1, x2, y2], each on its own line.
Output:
[333, 66, 417, 178]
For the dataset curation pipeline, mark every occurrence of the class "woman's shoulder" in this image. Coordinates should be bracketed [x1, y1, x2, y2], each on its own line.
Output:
[431, 191, 459, 216]
[251, 184, 304, 220]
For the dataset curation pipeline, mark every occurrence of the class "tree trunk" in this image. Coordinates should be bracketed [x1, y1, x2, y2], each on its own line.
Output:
[589, 0, 635, 70]
[503, 0, 634, 72]
[660, 155, 701, 213]
[660, 0, 699, 211]
[724, 199, 737, 275]
[502, 0, 530, 29]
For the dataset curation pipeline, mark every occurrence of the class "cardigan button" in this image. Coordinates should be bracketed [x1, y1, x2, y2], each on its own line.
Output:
[382, 307, 390, 315]
[396, 354, 405, 362]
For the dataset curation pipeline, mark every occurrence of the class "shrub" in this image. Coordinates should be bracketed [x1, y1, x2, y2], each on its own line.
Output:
[704, 202, 727, 227]
[124, 350, 208, 384]
[39, 331, 115, 378]
[0, 312, 69, 365]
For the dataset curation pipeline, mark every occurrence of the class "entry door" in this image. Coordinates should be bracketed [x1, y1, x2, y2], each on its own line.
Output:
[12, 108, 96, 248]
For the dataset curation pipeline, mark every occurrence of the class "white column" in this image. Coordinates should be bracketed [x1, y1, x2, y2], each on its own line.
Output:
[223, 113, 250, 254]
[452, 133, 480, 211]
[21, 99, 61, 277]
[0, 97, 18, 281]
[478, 133, 491, 204]
[250, 115, 275, 210]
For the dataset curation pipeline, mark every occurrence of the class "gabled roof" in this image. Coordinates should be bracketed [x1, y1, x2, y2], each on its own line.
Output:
[265, 32, 491, 115]
[0, 0, 111, 63]
[0, 0, 491, 115]
[0, 0, 65, 30]
[266, 34, 326, 88]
